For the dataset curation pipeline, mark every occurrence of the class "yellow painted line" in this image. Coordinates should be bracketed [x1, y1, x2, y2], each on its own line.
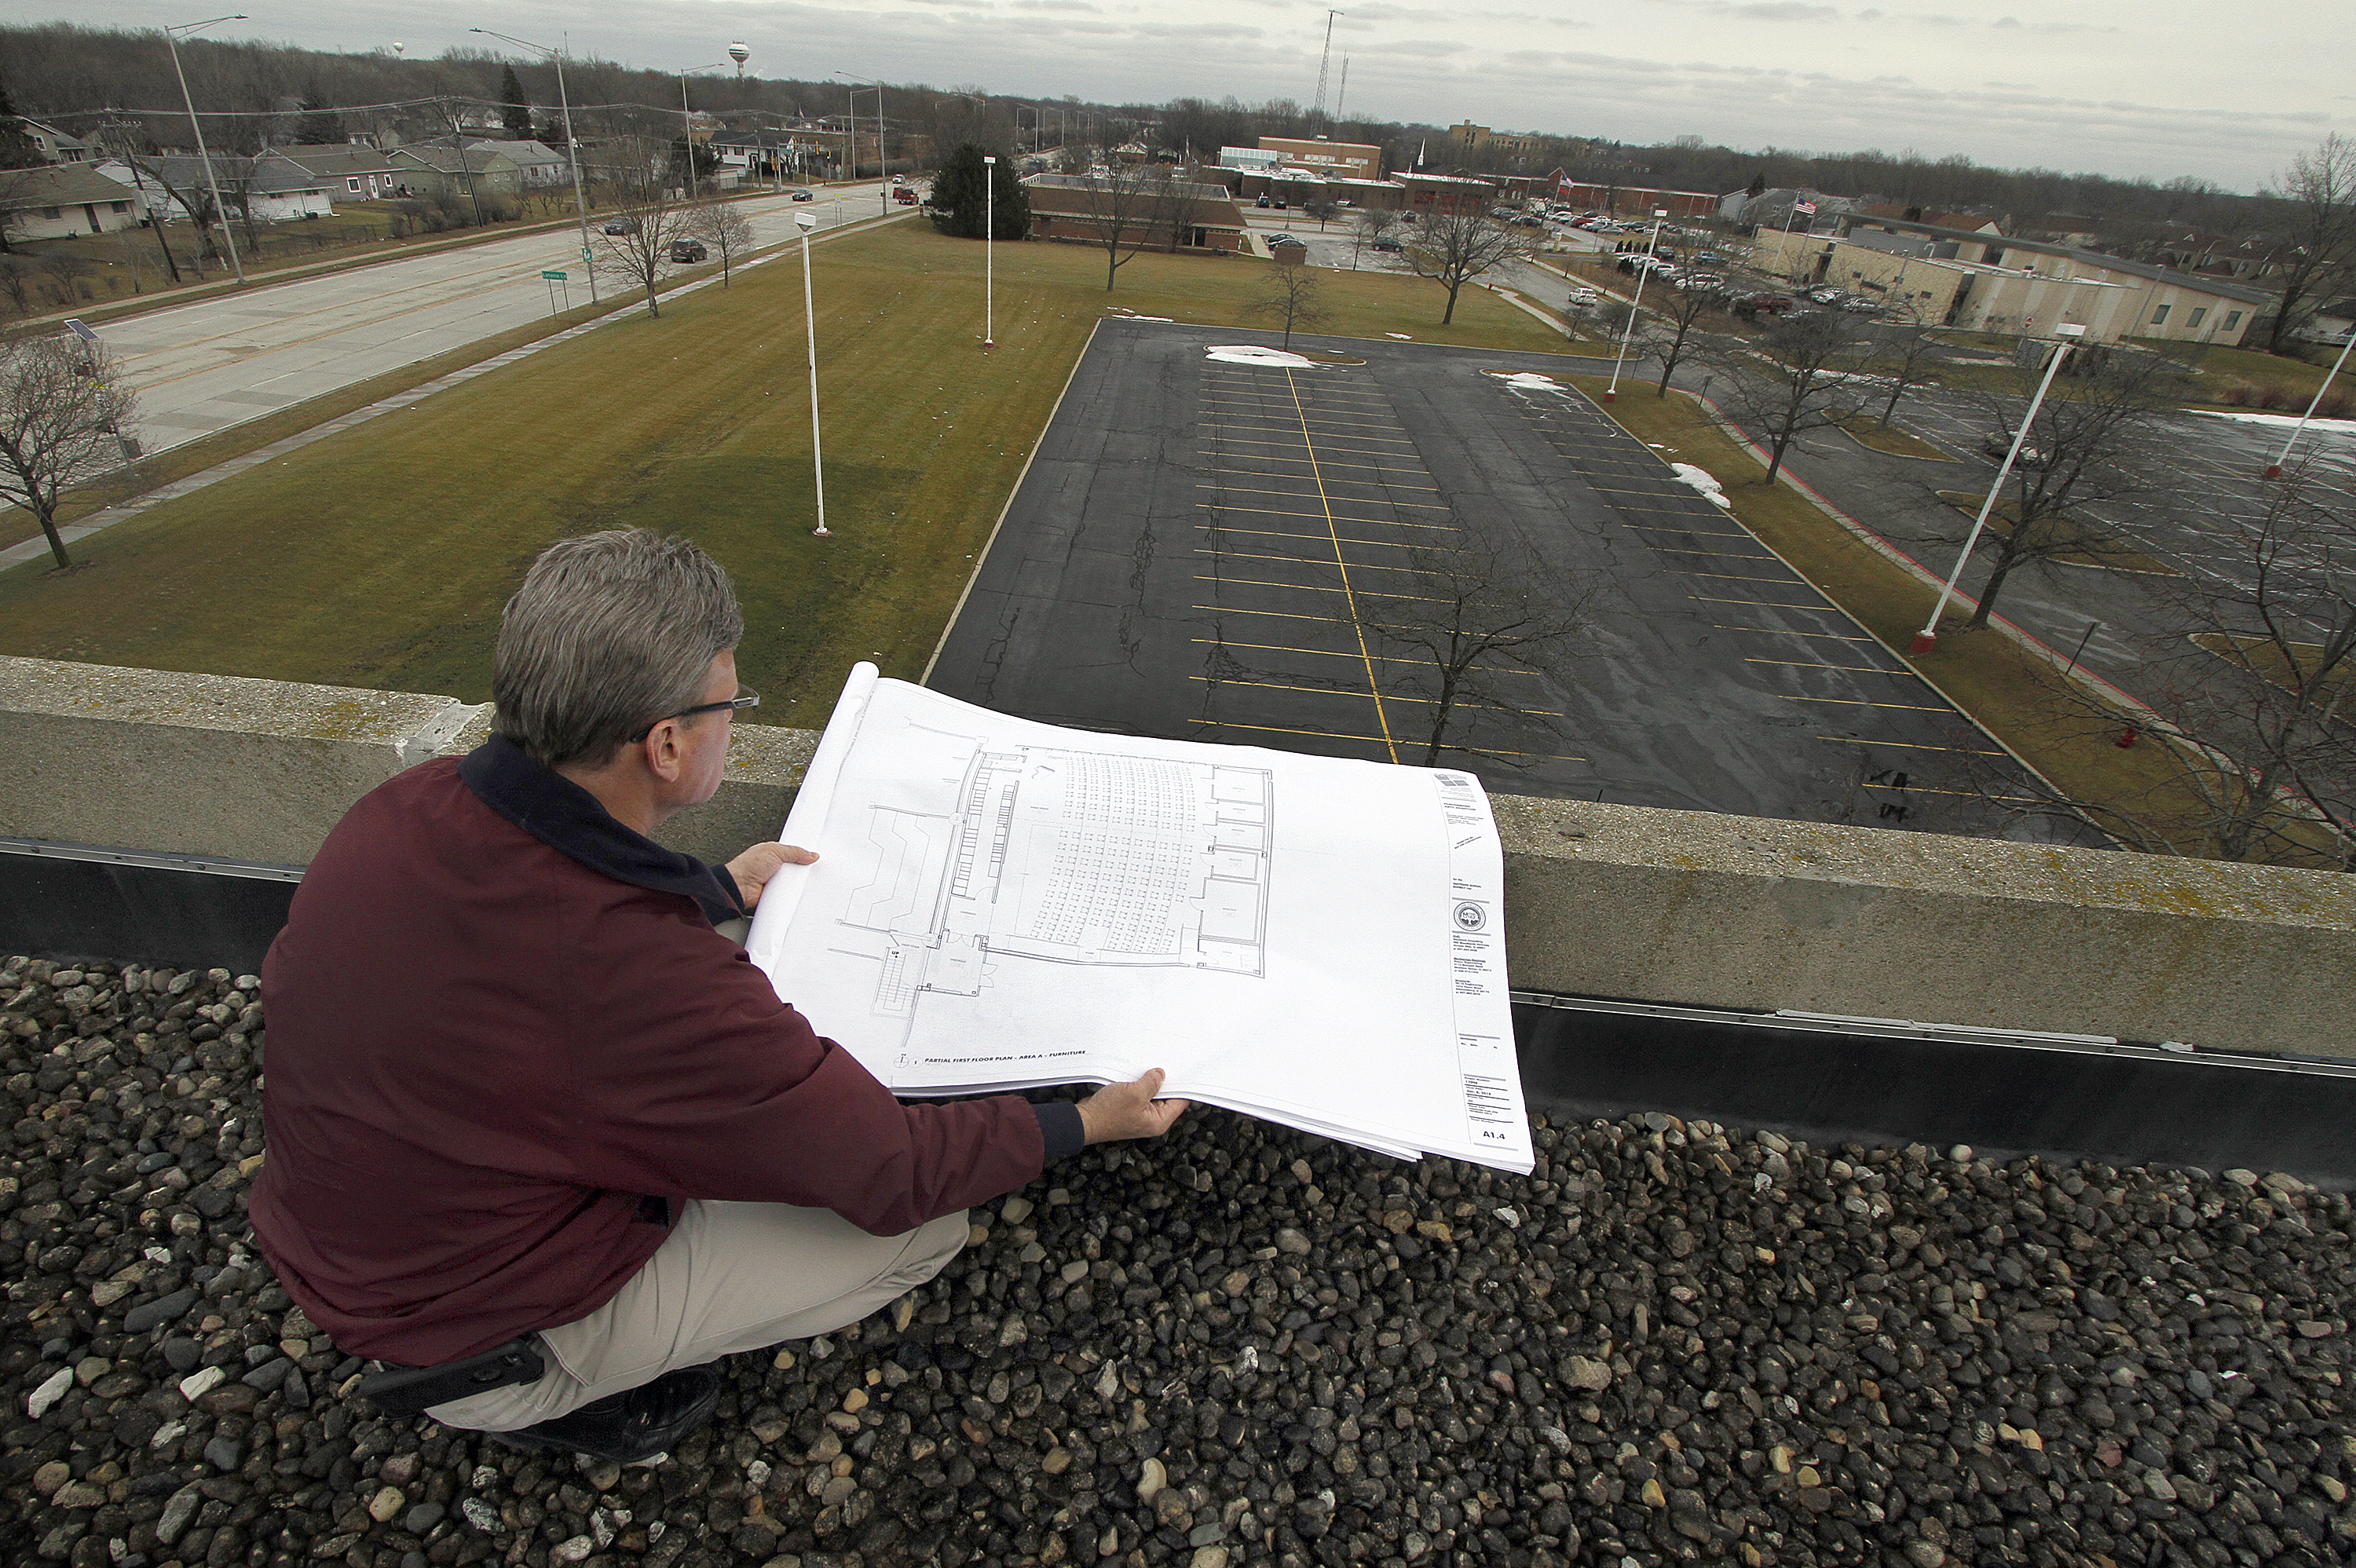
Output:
[1688, 595, 1842, 609]
[1860, 782, 2044, 803]
[1194, 548, 1434, 576]
[1200, 460, 1443, 491]
[1200, 505, 1456, 532]
[1718, 625, 1875, 642]
[1191, 576, 1444, 604]
[1649, 547, 1780, 561]
[1206, 425, 1418, 448]
[1199, 524, 1454, 548]
[1815, 736, 2007, 756]
[1199, 484, 1454, 513]
[1188, 638, 1542, 676]
[1190, 674, 1568, 717]
[1199, 404, 1413, 432]
[1198, 718, 1590, 763]
[1685, 571, 1807, 584]
[1785, 696, 1955, 712]
[1745, 658, 1912, 676]
[1288, 365, 1398, 762]
[1198, 451, 1436, 479]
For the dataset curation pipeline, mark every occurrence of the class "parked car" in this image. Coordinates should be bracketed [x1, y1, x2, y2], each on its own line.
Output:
[1806, 287, 1846, 304]
[1982, 433, 2048, 467]
[1370, 237, 1403, 252]
[1265, 233, 1301, 248]
[601, 216, 640, 235]
[1255, 196, 1271, 208]
[1695, 250, 1729, 265]
[1566, 287, 1601, 306]
[669, 239, 708, 263]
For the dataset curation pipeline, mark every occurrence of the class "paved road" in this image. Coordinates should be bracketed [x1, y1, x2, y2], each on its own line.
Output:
[97, 181, 898, 454]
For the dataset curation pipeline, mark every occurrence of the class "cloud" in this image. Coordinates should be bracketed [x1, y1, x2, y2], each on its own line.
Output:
[1009, 0, 1101, 11]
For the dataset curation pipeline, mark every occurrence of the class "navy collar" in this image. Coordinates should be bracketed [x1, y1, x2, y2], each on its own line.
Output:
[457, 733, 745, 926]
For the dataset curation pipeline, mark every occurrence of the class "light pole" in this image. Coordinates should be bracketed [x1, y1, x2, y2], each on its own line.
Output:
[836, 74, 887, 210]
[471, 28, 598, 303]
[2262, 327, 2356, 479]
[796, 210, 829, 537]
[982, 154, 996, 348]
[163, 13, 247, 284]
[1602, 207, 1668, 402]
[1909, 324, 2086, 654]
[672, 62, 730, 199]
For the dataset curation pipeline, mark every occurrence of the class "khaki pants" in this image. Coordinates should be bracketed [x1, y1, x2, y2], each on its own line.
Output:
[426, 1200, 970, 1431]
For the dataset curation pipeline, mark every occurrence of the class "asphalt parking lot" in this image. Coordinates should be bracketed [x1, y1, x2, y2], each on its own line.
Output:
[928, 320, 2068, 833]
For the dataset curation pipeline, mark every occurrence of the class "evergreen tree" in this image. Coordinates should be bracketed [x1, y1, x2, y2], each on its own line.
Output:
[1747, 170, 1767, 199]
[499, 65, 532, 140]
[0, 80, 40, 168]
[294, 97, 346, 145]
[927, 141, 1030, 240]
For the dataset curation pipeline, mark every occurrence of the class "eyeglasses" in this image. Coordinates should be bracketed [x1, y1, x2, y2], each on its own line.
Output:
[633, 685, 759, 743]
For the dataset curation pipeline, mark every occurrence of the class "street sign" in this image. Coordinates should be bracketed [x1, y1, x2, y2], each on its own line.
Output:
[541, 270, 568, 280]
[581, 246, 594, 266]
[64, 319, 98, 344]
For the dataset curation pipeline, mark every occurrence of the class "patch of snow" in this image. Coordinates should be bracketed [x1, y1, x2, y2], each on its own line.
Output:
[2188, 409, 2356, 436]
[1205, 345, 1319, 367]
[1670, 463, 1736, 508]
[1386, 333, 1414, 339]
[1498, 372, 1564, 392]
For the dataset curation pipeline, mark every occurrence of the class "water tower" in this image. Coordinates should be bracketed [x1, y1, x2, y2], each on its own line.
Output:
[729, 42, 750, 77]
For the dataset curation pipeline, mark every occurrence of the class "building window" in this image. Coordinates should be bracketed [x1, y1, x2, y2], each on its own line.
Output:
[348, 178, 360, 192]
[2188, 307, 2207, 330]
[110, 201, 127, 213]
[2151, 304, 2171, 325]
[2224, 312, 2243, 331]
[40, 207, 60, 220]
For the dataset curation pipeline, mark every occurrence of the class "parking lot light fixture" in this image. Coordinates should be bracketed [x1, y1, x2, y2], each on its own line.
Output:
[1603, 209, 1669, 403]
[473, 27, 598, 304]
[836, 74, 888, 210]
[982, 155, 996, 348]
[2263, 327, 2356, 479]
[672, 63, 731, 198]
[165, 14, 247, 285]
[796, 210, 829, 537]
[1910, 325, 2084, 655]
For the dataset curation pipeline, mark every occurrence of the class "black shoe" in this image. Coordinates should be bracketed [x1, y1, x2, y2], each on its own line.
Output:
[485, 1366, 722, 1464]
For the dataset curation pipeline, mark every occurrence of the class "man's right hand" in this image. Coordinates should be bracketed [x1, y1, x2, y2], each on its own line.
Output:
[1077, 1069, 1189, 1144]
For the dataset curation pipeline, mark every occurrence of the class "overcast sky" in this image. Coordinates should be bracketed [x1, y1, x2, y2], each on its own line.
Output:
[6, 1, 2340, 193]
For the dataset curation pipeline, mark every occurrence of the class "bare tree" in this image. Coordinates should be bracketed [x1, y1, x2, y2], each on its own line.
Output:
[591, 144, 694, 318]
[1863, 305, 1948, 428]
[2261, 134, 2356, 356]
[1401, 207, 1538, 324]
[1631, 283, 1722, 397]
[1946, 345, 2194, 630]
[1349, 207, 1401, 270]
[1351, 527, 1601, 767]
[686, 201, 755, 287]
[120, 154, 229, 273]
[1706, 311, 1873, 484]
[1055, 166, 1179, 291]
[1247, 262, 1325, 349]
[1981, 469, 2354, 867]
[0, 330, 139, 570]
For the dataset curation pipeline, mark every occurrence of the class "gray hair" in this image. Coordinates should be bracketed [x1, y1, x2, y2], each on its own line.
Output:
[492, 529, 744, 769]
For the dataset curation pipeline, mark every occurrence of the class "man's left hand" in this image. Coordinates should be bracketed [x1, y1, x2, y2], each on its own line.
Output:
[727, 842, 818, 910]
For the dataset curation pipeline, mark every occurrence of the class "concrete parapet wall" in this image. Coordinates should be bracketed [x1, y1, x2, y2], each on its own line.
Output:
[3, 656, 2351, 1058]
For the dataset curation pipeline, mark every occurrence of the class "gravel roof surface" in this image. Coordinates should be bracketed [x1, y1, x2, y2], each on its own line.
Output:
[4, 953, 2355, 1568]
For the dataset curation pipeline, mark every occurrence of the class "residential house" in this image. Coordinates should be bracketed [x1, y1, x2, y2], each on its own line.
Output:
[0, 163, 143, 243]
[389, 144, 524, 206]
[275, 144, 406, 202]
[16, 117, 95, 165]
[463, 139, 569, 190]
[129, 152, 335, 224]
[1023, 174, 1248, 254]
[1720, 186, 1856, 230]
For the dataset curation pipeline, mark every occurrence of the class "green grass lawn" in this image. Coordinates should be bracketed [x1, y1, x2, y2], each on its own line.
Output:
[0, 225, 1568, 719]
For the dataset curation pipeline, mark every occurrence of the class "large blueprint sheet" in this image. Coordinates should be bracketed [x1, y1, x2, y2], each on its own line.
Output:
[745, 665, 1532, 1172]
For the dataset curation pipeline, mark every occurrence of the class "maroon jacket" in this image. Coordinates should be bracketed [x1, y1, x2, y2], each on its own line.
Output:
[251, 736, 1080, 1365]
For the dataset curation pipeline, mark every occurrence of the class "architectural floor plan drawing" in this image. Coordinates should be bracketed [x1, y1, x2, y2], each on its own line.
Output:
[843, 739, 1273, 1041]
[746, 666, 1535, 1173]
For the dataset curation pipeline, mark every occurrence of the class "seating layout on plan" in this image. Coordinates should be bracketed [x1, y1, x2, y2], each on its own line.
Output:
[839, 733, 1273, 1036]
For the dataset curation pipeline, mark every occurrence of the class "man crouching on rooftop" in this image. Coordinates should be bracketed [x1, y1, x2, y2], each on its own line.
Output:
[250, 528, 1187, 1464]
